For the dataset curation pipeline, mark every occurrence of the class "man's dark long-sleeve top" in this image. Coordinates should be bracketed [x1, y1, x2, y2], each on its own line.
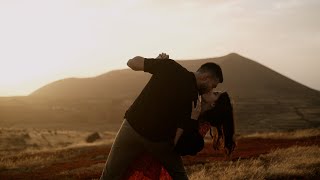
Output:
[125, 58, 199, 142]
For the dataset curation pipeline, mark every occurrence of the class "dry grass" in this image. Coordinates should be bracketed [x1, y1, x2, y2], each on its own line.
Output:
[188, 145, 320, 180]
[0, 154, 56, 170]
[0, 140, 113, 171]
[239, 128, 320, 139]
[1, 128, 319, 179]
[0, 146, 76, 170]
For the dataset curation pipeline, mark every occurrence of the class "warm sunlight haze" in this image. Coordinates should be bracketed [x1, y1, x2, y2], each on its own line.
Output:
[0, 0, 319, 96]
[1, 2, 320, 179]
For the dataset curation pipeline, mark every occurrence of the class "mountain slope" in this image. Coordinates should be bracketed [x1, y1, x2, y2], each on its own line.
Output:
[1, 53, 319, 134]
[30, 53, 319, 99]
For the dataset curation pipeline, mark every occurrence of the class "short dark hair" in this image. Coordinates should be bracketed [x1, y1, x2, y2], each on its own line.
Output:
[197, 62, 223, 83]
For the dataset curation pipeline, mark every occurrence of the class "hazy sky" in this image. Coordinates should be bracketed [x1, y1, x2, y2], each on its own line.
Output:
[0, 0, 319, 96]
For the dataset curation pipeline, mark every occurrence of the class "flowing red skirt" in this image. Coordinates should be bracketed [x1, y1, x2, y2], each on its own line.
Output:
[123, 122, 211, 180]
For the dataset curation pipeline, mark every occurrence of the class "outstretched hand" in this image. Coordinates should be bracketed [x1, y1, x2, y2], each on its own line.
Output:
[156, 52, 169, 59]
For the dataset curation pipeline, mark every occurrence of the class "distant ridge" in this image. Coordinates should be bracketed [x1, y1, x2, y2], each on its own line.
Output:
[1, 53, 318, 134]
[30, 53, 319, 99]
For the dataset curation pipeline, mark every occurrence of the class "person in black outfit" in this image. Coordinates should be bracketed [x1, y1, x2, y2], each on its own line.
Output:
[100, 53, 223, 180]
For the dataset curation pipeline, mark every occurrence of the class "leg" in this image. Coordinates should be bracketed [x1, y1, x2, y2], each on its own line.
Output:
[146, 141, 189, 180]
[100, 120, 143, 180]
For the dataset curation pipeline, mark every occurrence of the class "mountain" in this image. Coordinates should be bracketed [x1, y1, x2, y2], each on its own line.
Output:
[30, 53, 319, 99]
[1, 53, 319, 134]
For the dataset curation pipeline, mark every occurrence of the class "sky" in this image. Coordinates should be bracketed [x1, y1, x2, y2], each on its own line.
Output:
[0, 0, 319, 96]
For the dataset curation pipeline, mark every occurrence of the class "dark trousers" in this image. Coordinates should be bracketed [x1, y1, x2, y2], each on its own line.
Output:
[99, 119, 188, 180]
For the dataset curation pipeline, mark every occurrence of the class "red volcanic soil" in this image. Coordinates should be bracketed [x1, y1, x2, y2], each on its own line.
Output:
[183, 136, 320, 165]
[1, 136, 319, 180]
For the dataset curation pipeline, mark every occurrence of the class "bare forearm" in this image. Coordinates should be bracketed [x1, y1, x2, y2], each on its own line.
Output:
[174, 128, 184, 146]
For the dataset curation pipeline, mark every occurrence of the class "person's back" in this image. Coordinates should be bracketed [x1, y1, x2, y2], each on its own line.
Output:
[125, 58, 198, 142]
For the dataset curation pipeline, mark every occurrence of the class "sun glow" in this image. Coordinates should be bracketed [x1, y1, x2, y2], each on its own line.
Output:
[0, 0, 319, 96]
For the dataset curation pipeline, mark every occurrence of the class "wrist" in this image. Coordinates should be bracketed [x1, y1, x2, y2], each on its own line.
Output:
[191, 116, 199, 120]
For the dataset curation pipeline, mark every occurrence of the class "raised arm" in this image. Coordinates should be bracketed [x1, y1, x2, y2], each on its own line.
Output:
[127, 53, 170, 73]
[127, 56, 145, 71]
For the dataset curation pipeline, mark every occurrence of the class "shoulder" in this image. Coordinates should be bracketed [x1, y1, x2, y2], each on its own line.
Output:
[144, 58, 189, 75]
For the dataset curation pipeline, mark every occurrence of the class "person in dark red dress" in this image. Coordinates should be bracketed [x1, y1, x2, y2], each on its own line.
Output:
[123, 91, 236, 180]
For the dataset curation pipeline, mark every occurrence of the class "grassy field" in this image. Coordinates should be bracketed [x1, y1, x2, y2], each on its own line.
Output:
[0, 128, 319, 179]
[188, 145, 320, 180]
